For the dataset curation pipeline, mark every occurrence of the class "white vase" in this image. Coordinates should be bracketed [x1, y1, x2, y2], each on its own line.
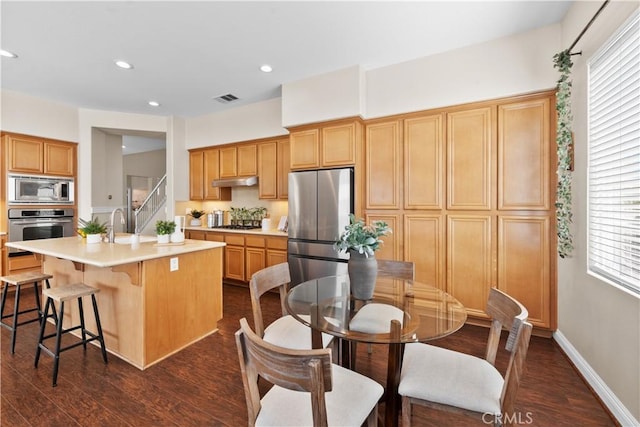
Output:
[190, 218, 201, 226]
[157, 234, 170, 244]
[86, 234, 102, 244]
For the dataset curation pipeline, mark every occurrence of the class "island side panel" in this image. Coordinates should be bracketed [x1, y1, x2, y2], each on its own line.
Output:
[43, 256, 145, 369]
[142, 247, 223, 367]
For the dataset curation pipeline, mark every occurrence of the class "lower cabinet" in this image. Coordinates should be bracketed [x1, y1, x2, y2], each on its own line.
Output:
[186, 230, 287, 283]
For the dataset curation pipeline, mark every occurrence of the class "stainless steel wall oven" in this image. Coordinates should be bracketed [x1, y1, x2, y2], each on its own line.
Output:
[7, 208, 75, 256]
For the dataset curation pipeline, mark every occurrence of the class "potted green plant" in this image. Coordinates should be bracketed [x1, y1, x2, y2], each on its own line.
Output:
[335, 214, 391, 300]
[155, 220, 176, 244]
[79, 217, 108, 244]
[189, 209, 206, 226]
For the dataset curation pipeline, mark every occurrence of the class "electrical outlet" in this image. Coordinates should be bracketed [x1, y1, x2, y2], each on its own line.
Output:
[170, 257, 179, 272]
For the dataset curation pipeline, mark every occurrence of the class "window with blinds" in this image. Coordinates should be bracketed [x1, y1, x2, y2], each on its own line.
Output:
[587, 11, 640, 295]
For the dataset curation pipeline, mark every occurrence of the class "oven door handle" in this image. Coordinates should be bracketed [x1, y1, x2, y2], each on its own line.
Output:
[9, 218, 73, 225]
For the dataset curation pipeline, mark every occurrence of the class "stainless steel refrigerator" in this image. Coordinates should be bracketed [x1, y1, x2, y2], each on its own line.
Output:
[288, 168, 353, 285]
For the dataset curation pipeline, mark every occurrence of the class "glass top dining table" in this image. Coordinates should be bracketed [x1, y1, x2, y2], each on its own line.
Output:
[285, 274, 467, 427]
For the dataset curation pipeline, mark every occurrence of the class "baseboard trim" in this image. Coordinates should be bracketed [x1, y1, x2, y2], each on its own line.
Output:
[553, 330, 639, 427]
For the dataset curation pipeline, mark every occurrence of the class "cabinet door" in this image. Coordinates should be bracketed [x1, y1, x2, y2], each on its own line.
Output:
[277, 139, 290, 199]
[204, 149, 231, 201]
[498, 215, 551, 328]
[238, 144, 257, 176]
[447, 214, 494, 318]
[189, 151, 204, 200]
[44, 141, 75, 176]
[366, 120, 402, 209]
[8, 136, 44, 173]
[404, 114, 444, 210]
[246, 247, 266, 281]
[498, 98, 551, 210]
[290, 129, 320, 170]
[322, 122, 356, 167]
[225, 245, 245, 281]
[258, 142, 278, 199]
[404, 214, 445, 290]
[220, 146, 237, 178]
[365, 213, 401, 262]
[447, 107, 494, 210]
[266, 250, 287, 267]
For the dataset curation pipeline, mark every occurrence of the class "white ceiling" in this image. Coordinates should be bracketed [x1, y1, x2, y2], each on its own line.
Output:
[1, 1, 572, 120]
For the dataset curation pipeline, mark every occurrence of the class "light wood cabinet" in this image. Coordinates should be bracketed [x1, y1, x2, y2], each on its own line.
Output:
[238, 144, 258, 176]
[224, 234, 245, 281]
[289, 119, 362, 170]
[219, 144, 257, 179]
[266, 236, 288, 267]
[363, 91, 557, 331]
[189, 149, 231, 201]
[5, 134, 76, 177]
[365, 120, 402, 210]
[447, 107, 494, 210]
[245, 236, 266, 281]
[277, 139, 290, 199]
[258, 139, 290, 200]
[404, 114, 444, 210]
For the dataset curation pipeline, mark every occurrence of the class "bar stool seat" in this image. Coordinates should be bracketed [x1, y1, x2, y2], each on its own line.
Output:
[35, 282, 108, 387]
[0, 272, 54, 354]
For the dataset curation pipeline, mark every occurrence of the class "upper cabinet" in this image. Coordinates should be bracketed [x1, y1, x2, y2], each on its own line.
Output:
[258, 138, 289, 200]
[289, 119, 362, 170]
[220, 144, 257, 178]
[189, 148, 231, 201]
[4, 133, 76, 177]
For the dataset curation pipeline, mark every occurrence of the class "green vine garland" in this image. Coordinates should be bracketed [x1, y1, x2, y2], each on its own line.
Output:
[553, 49, 574, 258]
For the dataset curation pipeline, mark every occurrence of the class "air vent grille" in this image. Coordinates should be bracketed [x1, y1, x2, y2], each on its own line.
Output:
[214, 93, 239, 104]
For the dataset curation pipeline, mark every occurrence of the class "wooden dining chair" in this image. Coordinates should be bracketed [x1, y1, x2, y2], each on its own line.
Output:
[398, 288, 533, 426]
[349, 259, 415, 360]
[249, 262, 333, 350]
[235, 317, 383, 426]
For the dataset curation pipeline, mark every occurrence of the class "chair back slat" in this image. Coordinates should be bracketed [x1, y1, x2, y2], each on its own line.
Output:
[501, 321, 533, 415]
[377, 259, 415, 280]
[249, 263, 291, 337]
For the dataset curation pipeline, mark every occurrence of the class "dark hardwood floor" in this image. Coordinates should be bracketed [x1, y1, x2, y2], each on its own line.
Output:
[2, 284, 617, 426]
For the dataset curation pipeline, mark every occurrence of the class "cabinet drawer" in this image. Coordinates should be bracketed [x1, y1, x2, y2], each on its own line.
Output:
[245, 236, 266, 248]
[206, 233, 225, 242]
[225, 235, 245, 246]
[267, 237, 287, 250]
[8, 253, 42, 271]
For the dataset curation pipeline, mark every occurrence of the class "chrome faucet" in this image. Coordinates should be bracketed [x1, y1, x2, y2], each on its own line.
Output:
[108, 208, 126, 243]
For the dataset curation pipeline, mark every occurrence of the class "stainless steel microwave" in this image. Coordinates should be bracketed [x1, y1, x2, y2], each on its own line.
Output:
[8, 174, 75, 204]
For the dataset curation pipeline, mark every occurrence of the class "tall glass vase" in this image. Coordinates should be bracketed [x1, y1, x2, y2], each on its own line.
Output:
[348, 250, 378, 300]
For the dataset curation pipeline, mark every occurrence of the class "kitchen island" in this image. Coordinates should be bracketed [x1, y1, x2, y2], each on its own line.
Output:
[5, 236, 226, 370]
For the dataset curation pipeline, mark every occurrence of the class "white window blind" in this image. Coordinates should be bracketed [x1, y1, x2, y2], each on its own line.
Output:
[588, 11, 640, 294]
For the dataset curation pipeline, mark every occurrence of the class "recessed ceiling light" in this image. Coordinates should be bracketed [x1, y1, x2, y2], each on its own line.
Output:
[1, 49, 18, 58]
[260, 64, 273, 73]
[148, 101, 160, 107]
[115, 60, 133, 69]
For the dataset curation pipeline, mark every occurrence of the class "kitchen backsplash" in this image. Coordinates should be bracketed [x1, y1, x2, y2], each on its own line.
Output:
[175, 186, 288, 227]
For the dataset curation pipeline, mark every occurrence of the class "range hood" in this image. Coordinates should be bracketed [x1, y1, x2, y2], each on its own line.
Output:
[212, 176, 259, 187]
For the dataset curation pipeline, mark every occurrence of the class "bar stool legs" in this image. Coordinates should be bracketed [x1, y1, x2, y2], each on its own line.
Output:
[34, 283, 108, 387]
[0, 273, 54, 354]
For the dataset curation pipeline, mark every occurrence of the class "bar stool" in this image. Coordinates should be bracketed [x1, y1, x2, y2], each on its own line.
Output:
[0, 272, 55, 354]
[35, 282, 108, 387]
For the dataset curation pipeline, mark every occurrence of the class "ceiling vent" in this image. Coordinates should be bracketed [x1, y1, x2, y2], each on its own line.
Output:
[214, 93, 239, 104]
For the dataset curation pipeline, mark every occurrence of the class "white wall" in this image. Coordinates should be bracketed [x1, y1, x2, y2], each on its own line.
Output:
[186, 97, 287, 149]
[555, 2, 640, 424]
[282, 65, 366, 127]
[0, 89, 79, 141]
[366, 24, 561, 118]
[124, 149, 166, 179]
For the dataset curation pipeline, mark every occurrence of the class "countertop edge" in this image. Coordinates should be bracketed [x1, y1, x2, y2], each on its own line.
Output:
[183, 226, 288, 237]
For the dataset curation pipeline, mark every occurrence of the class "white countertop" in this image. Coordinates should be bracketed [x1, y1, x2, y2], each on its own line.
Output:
[5, 236, 226, 268]
[183, 226, 288, 238]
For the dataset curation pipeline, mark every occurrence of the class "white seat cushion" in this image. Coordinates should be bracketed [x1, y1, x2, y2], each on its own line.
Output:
[263, 315, 333, 349]
[256, 363, 384, 426]
[399, 343, 504, 415]
[349, 303, 404, 334]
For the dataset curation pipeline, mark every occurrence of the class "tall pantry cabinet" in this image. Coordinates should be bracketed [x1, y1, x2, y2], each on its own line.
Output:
[364, 91, 557, 332]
